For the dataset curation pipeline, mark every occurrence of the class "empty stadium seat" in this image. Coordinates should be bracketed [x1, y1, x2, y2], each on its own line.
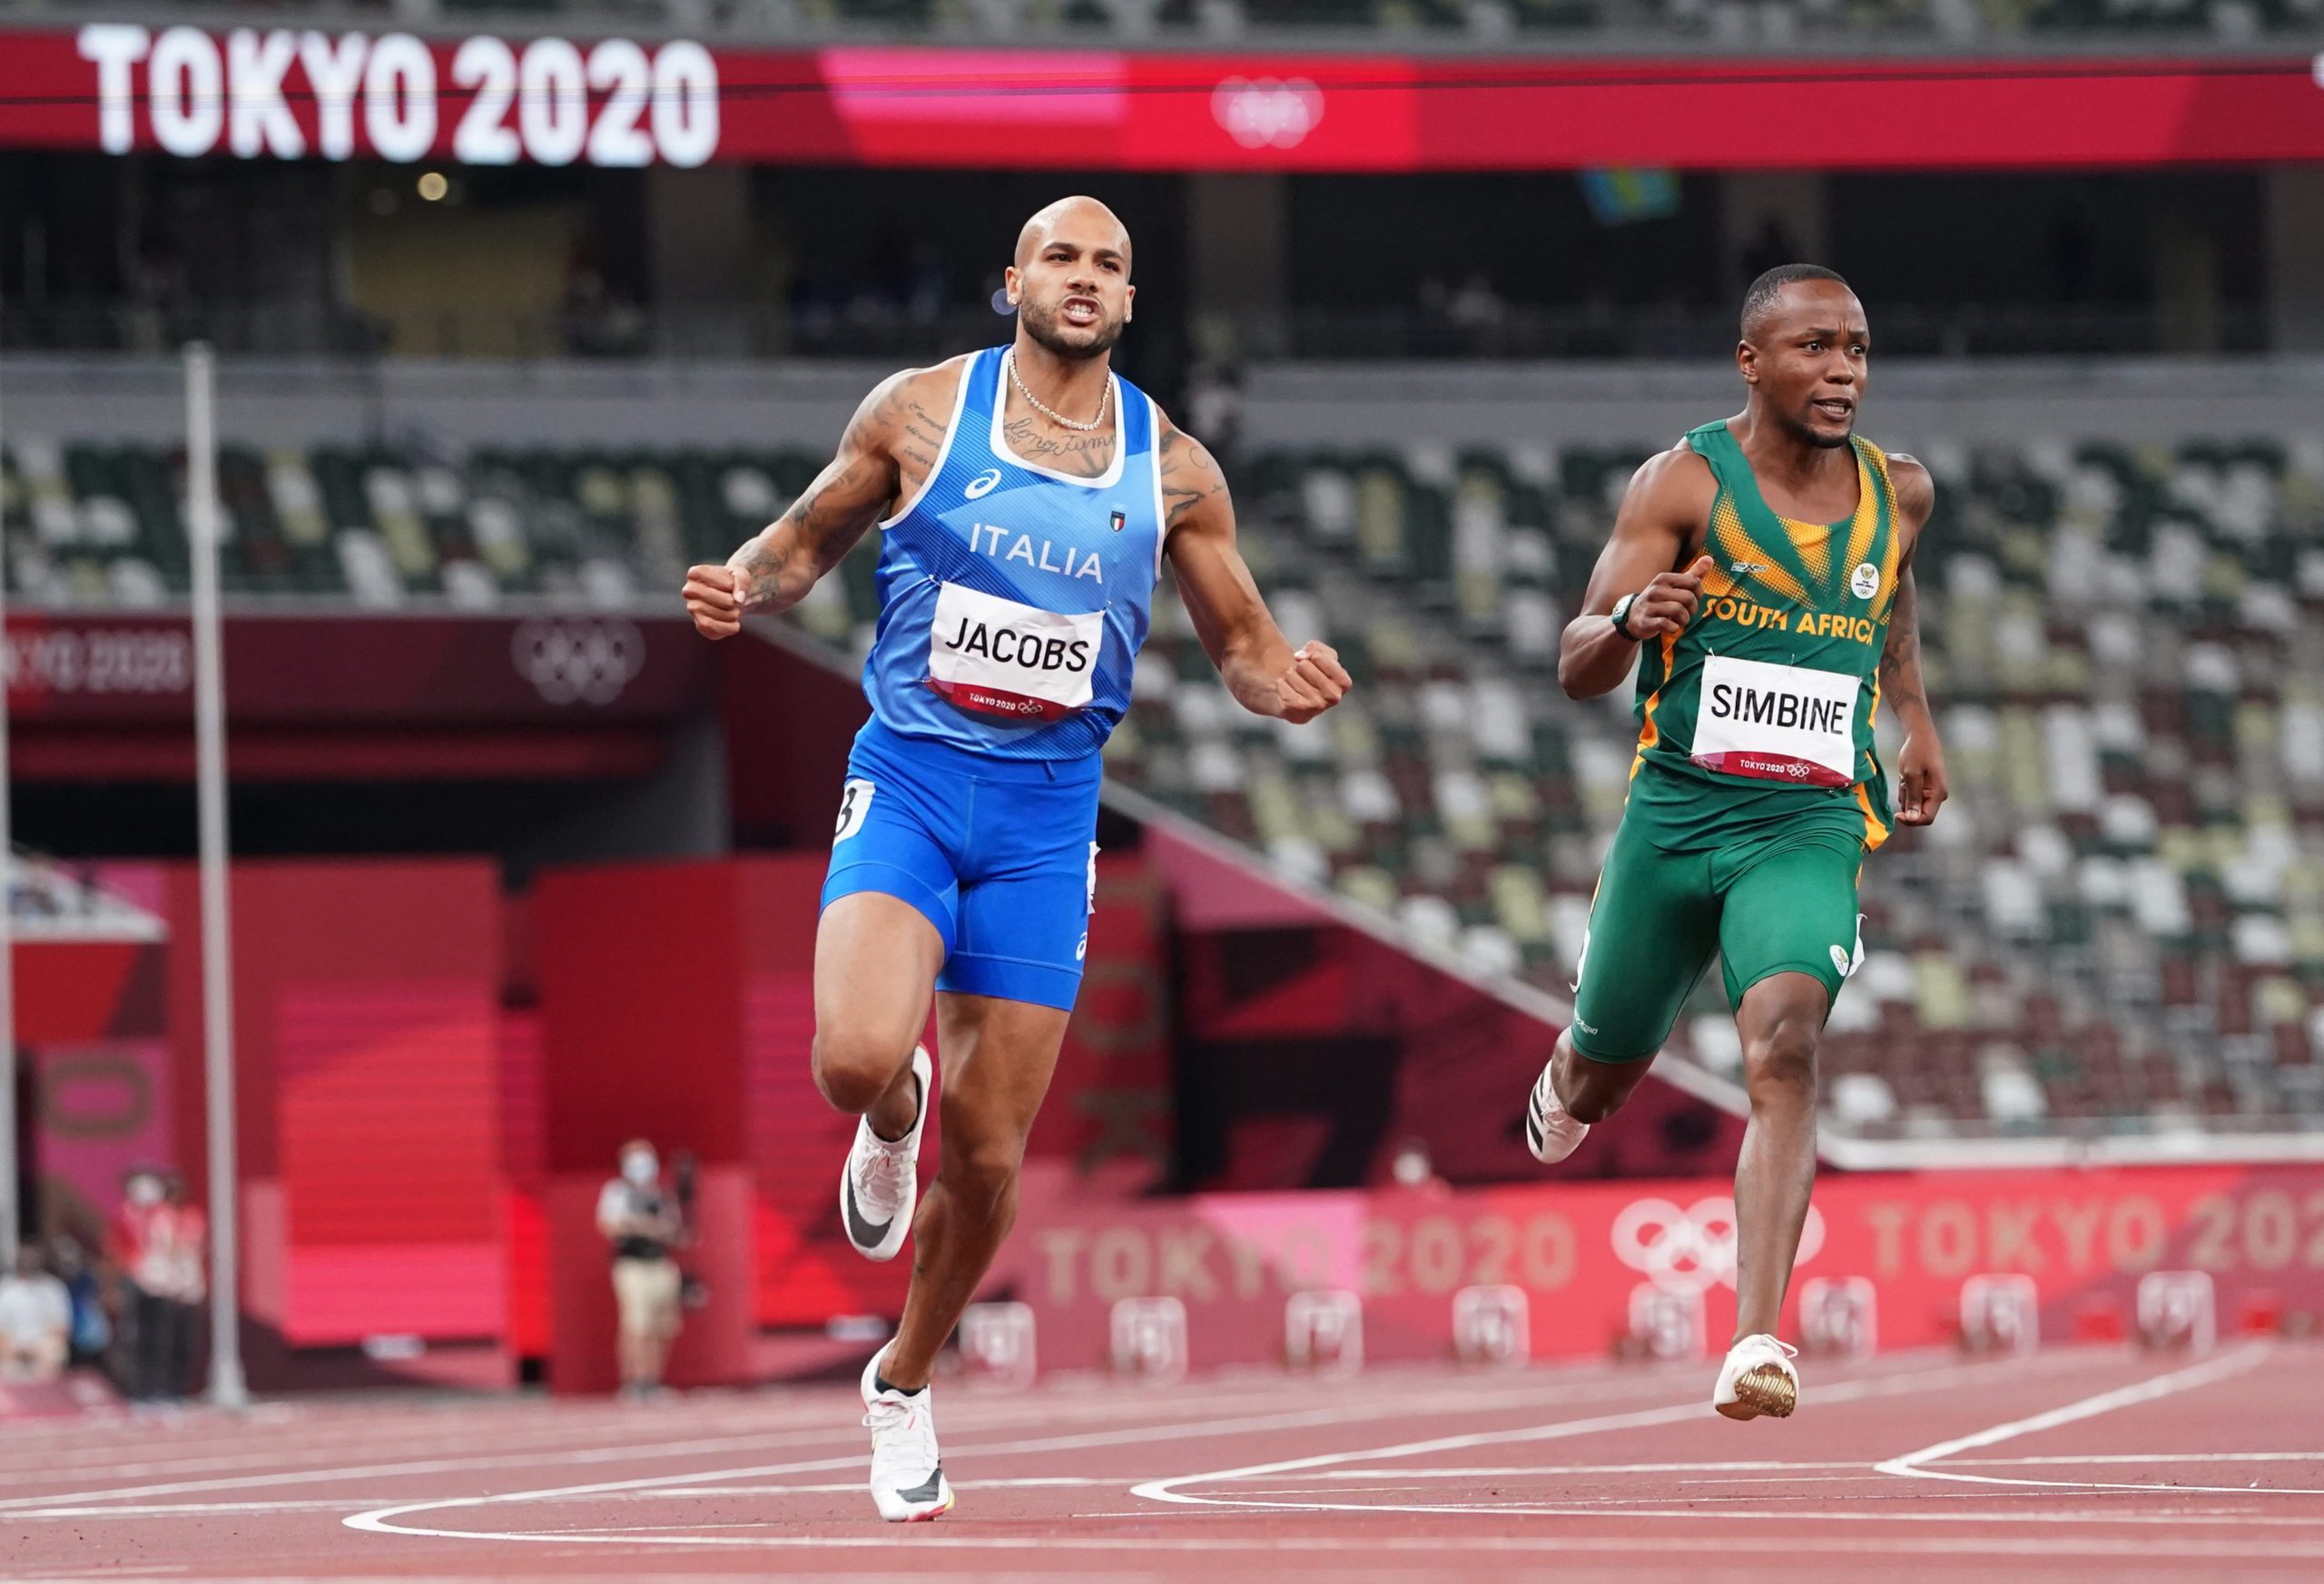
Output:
[7, 422, 2319, 1135]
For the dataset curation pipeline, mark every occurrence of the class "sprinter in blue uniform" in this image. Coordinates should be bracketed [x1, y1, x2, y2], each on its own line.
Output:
[683, 197, 1349, 1522]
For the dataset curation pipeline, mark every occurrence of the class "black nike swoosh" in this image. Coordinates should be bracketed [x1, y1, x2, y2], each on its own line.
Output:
[893, 1463, 945, 1504]
[844, 1171, 894, 1249]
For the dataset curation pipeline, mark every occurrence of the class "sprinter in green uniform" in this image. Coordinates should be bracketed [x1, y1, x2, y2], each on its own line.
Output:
[1522, 265, 1948, 1421]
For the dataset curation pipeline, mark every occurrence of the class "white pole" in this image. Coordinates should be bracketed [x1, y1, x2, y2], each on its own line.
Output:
[0, 281, 16, 1273]
[185, 343, 246, 1408]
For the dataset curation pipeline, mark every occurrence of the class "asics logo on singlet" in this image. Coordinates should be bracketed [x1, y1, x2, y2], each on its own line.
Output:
[964, 468, 1003, 500]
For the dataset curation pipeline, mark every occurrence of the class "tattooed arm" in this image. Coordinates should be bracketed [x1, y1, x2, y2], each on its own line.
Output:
[1159, 418, 1351, 724]
[681, 361, 958, 637]
[1881, 456, 1947, 827]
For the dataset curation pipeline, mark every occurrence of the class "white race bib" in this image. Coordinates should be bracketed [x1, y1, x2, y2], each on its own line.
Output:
[927, 581, 1103, 723]
[1691, 654, 1858, 788]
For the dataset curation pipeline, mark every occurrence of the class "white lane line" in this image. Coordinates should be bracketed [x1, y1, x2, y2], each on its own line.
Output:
[1875, 1343, 2284, 1497]
[340, 1376, 1703, 1545]
[588, 1476, 1152, 1499]
[1951, 1451, 2324, 1468]
[11, 1499, 429, 1518]
[0, 1381, 1421, 1493]
[21, 1372, 1587, 1513]
[301, 1530, 2324, 1559]
[1130, 1354, 2023, 1513]
[1309, 1460, 1868, 1478]
[0, 1422, 870, 1513]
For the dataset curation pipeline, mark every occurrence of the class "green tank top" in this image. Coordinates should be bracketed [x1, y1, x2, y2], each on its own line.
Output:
[1624, 419, 1899, 853]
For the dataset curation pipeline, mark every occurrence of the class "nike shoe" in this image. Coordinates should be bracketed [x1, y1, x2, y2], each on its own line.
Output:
[862, 1346, 954, 1522]
[840, 1046, 931, 1263]
[1713, 1333, 1800, 1421]
[1523, 1060, 1590, 1165]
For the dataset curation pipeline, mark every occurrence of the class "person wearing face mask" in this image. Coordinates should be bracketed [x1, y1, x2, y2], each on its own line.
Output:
[108, 1166, 202, 1403]
[596, 1140, 687, 1399]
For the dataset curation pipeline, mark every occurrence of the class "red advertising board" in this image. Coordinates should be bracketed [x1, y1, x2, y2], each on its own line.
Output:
[994, 1160, 2324, 1372]
[1, 612, 708, 725]
[1, 25, 2319, 172]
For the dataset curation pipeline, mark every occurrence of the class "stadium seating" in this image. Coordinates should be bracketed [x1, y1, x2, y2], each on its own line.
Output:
[7, 428, 2320, 1136]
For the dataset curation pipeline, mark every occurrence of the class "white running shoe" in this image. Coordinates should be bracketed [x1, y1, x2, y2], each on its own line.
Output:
[1713, 1333, 1800, 1421]
[862, 1347, 954, 1522]
[1523, 1060, 1590, 1165]
[840, 1046, 931, 1263]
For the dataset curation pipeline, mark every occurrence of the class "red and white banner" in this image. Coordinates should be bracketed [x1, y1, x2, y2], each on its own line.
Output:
[1, 25, 2320, 171]
[993, 1161, 2324, 1371]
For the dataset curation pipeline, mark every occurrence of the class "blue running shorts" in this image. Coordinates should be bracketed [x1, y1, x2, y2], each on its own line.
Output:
[820, 717, 1102, 1012]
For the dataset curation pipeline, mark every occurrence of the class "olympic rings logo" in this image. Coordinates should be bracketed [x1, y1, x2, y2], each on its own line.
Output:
[1212, 78, 1324, 151]
[510, 617, 645, 706]
[1610, 1196, 1824, 1294]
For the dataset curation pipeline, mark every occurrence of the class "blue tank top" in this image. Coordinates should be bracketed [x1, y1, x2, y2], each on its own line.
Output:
[858, 346, 1166, 762]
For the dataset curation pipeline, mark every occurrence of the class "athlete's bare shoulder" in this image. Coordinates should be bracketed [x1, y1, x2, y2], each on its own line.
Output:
[1620, 438, 1718, 526]
[1883, 451, 1936, 534]
[1153, 404, 1233, 536]
[851, 356, 970, 471]
[844, 355, 974, 506]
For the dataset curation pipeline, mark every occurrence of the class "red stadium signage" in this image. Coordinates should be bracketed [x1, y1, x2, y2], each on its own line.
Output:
[1, 25, 2321, 171]
[992, 1160, 2324, 1372]
[0, 613, 709, 723]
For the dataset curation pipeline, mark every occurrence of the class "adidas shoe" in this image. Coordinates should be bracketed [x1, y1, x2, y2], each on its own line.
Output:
[1524, 1060, 1590, 1165]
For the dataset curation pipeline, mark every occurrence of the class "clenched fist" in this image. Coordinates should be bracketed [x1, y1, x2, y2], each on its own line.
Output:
[1621, 555, 1717, 640]
[1276, 641, 1352, 724]
[684, 565, 745, 639]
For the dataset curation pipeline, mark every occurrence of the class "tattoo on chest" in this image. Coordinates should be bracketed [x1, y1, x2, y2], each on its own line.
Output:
[1001, 416, 1115, 479]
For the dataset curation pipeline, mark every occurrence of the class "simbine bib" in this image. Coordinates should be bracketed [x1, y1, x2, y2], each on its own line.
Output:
[1690, 654, 1858, 787]
[1629, 419, 1900, 807]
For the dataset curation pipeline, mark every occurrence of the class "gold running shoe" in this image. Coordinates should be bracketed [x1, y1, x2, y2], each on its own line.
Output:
[1713, 1333, 1799, 1421]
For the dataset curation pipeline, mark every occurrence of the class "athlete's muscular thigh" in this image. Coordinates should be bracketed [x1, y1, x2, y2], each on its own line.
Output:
[812, 892, 945, 1110]
[1569, 822, 1720, 1063]
[931, 991, 1070, 1214]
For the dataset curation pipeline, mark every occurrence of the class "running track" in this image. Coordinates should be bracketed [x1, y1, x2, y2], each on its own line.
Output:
[4, 1343, 2319, 1582]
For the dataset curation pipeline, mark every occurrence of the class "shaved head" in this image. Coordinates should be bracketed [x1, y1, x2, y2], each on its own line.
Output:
[1015, 196, 1132, 273]
[1007, 194, 1136, 360]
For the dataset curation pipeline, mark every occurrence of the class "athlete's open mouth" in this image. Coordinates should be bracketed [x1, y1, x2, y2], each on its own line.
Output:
[1060, 296, 1101, 327]
[1812, 398, 1854, 421]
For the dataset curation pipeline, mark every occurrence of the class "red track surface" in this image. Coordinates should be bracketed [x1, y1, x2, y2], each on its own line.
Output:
[5, 1343, 2320, 1582]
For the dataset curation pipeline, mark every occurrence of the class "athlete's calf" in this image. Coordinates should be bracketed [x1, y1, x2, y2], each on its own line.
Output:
[1547, 1030, 1657, 1124]
[881, 995, 1069, 1391]
[1729, 973, 1827, 1342]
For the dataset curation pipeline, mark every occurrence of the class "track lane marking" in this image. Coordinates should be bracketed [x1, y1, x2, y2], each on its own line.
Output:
[3, 1365, 1700, 1510]
[1874, 1343, 2288, 1498]
[340, 1372, 1732, 1544]
[1130, 1354, 2036, 1512]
